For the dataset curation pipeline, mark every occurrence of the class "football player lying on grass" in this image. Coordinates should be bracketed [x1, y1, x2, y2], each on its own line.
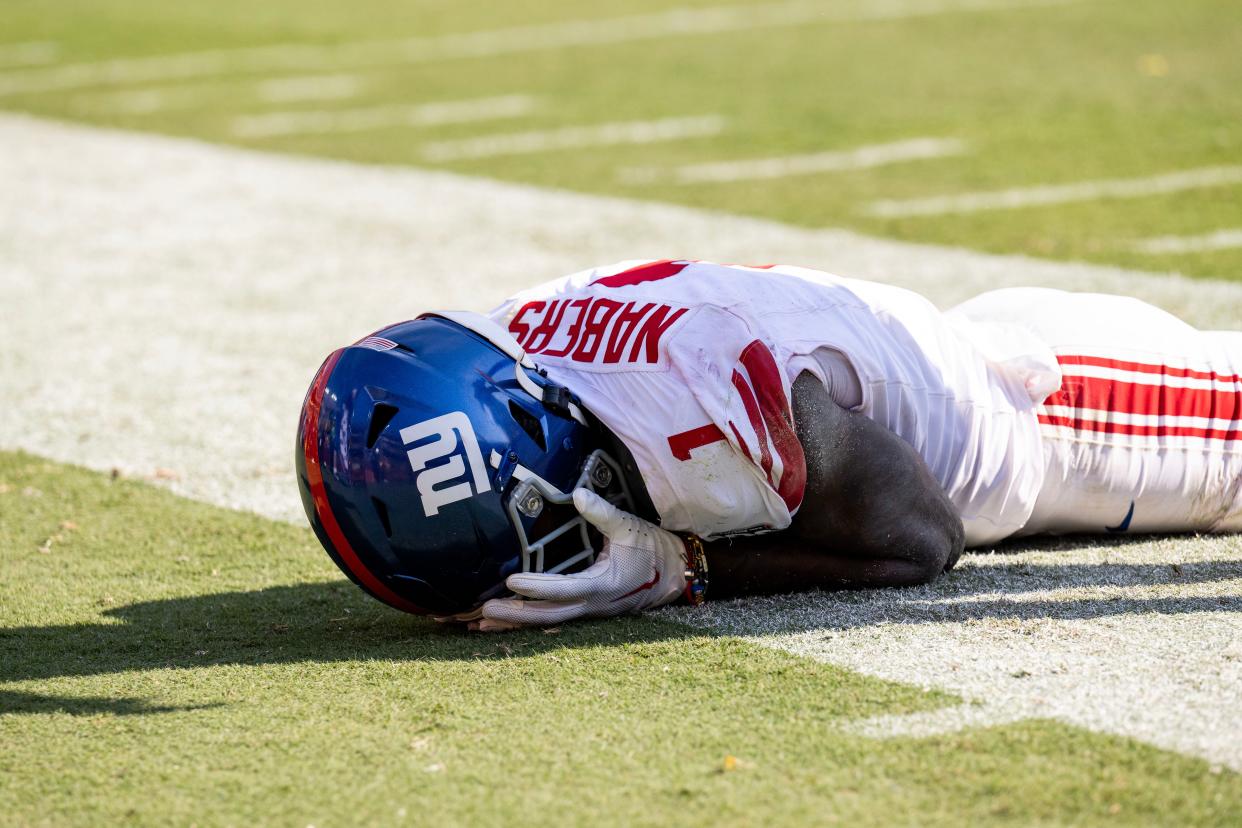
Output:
[297, 260, 1242, 631]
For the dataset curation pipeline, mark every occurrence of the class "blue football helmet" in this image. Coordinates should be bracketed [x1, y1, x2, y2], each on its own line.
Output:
[296, 311, 638, 616]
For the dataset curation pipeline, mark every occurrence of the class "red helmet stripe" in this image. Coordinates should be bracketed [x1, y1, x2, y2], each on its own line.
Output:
[301, 349, 427, 615]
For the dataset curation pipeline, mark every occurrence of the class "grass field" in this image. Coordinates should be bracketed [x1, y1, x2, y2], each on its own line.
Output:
[3, 452, 1240, 825]
[2, 1, 1241, 824]
[2, 0, 1241, 281]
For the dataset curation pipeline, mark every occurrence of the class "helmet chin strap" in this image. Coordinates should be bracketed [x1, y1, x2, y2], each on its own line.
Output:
[511, 361, 589, 426]
[427, 310, 589, 426]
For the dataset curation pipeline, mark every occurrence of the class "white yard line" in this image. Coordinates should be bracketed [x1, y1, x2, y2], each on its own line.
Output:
[72, 73, 368, 115]
[256, 73, 363, 103]
[2, 113, 1240, 770]
[1130, 228, 1242, 255]
[232, 95, 538, 138]
[865, 165, 1242, 217]
[0, 0, 1083, 96]
[76, 88, 171, 114]
[664, 550, 1242, 770]
[619, 137, 968, 184]
[0, 41, 59, 68]
[420, 115, 726, 162]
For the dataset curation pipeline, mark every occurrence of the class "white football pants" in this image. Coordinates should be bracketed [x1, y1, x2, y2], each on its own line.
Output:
[952, 288, 1241, 536]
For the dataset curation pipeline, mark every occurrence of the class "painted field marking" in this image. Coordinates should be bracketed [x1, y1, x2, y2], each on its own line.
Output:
[78, 88, 171, 114]
[663, 548, 1242, 772]
[420, 115, 726, 162]
[256, 73, 364, 103]
[0, 0, 1084, 96]
[72, 73, 367, 115]
[865, 165, 1242, 218]
[619, 136, 967, 184]
[231, 94, 537, 138]
[0, 41, 59, 68]
[1130, 228, 1242, 255]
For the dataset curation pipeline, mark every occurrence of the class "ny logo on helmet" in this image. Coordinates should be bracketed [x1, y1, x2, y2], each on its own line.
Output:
[400, 412, 489, 517]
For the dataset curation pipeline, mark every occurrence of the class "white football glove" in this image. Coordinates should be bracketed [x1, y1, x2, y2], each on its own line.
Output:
[471, 488, 688, 632]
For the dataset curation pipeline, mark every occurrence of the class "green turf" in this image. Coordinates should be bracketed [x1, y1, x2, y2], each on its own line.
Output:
[3, 0, 1241, 283]
[1, 451, 1239, 826]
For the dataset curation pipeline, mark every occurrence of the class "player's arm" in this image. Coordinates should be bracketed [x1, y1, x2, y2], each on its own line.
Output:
[702, 371, 965, 598]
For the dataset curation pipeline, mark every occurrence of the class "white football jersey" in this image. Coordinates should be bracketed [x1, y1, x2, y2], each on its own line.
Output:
[488, 260, 1054, 546]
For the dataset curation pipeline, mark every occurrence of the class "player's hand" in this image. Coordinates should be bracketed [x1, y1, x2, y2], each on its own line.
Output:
[473, 488, 687, 631]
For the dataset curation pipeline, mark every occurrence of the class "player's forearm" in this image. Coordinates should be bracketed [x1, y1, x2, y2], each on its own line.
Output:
[701, 534, 946, 599]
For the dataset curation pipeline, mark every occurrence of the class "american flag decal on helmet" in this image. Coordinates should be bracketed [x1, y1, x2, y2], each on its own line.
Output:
[355, 336, 398, 352]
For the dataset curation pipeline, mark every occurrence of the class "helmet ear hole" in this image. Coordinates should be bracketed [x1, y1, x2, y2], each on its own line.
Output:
[508, 400, 546, 451]
[367, 403, 400, 448]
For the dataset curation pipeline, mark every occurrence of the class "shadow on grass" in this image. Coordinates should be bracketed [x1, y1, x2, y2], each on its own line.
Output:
[0, 689, 224, 716]
[2, 533, 1238, 687]
[0, 580, 688, 686]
